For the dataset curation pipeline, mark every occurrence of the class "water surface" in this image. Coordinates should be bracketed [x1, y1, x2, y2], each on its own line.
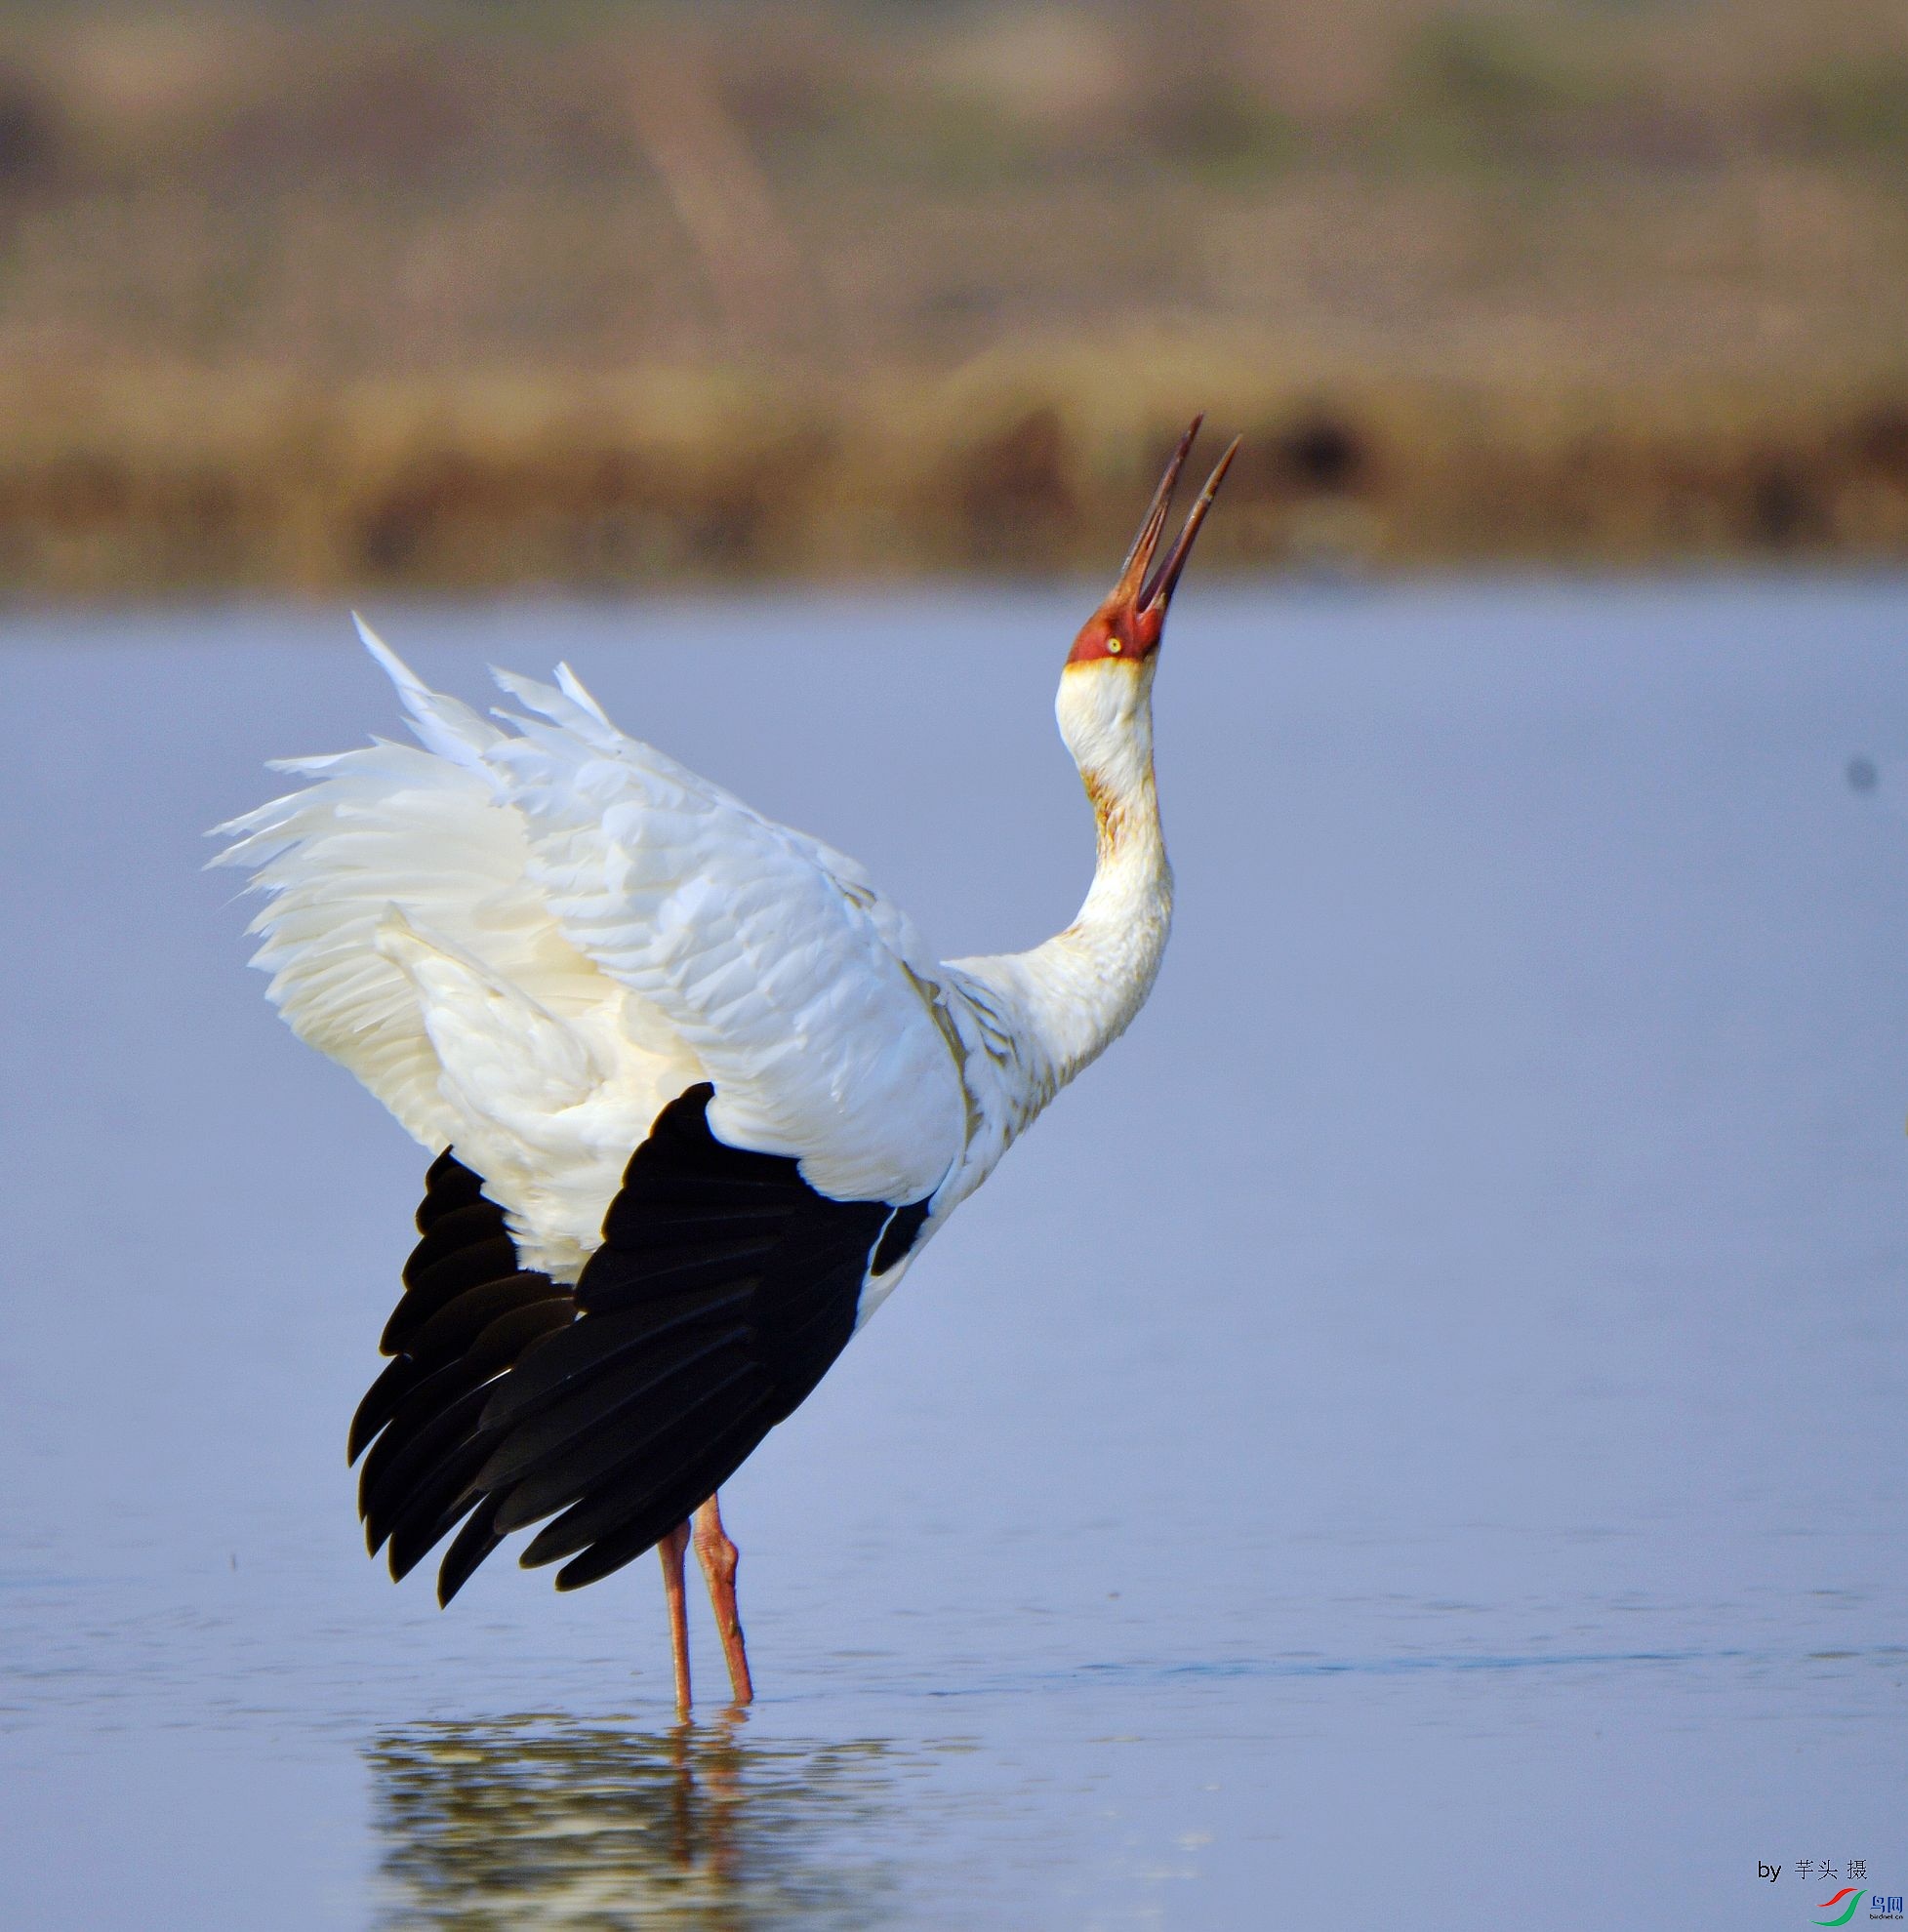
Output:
[3, 579, 1905, 1927]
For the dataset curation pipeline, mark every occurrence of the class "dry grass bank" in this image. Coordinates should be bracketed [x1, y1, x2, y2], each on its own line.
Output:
[5, 355, 1906, 593]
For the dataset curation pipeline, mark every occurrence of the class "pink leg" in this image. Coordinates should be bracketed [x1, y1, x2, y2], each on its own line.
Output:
[659, 1521, 692, 1716]
[693, 1491, 754, 1706]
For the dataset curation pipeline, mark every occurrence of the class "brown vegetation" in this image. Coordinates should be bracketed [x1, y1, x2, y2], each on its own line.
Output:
[0, 0, 1904, 589]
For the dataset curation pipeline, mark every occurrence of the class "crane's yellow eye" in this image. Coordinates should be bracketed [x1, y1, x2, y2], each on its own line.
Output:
[1106, 636, 1122, 654]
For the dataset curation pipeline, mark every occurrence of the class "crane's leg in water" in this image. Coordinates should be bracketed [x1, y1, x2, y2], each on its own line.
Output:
[694, 1492, 753, 1705]
[659, 1521, 692, 1715]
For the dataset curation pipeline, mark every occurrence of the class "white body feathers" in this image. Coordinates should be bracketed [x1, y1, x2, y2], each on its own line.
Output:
[215, 624, 1171, 1314]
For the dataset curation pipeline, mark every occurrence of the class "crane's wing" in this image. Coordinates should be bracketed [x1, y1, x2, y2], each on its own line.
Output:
[211, 712, 599, 1155]
[212, 631, 700, 1276]
[215, 628, 967, 1266]
[480, 659, 968, 1207]
[224, 629, 967, 1595]
[354, 1085, 933, 1600]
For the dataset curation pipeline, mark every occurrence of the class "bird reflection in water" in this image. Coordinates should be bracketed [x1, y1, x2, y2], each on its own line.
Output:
[366, 1712, 906, 1928]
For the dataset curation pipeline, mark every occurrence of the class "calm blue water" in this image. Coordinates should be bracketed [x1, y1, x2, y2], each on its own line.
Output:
[2, 579, 1905, 1928]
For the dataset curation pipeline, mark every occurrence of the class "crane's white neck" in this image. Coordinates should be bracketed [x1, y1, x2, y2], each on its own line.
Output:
[954, 658, 1172, 1113]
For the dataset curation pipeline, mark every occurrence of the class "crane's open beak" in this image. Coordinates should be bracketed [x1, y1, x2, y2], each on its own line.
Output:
[1070, 416, 1240, 665]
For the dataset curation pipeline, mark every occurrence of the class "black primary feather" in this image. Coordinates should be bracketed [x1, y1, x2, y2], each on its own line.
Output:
[345, 1083, 934, 1606]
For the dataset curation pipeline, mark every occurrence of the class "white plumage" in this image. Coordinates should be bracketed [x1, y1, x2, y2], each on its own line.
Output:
[214, 418, 1237, 1708]
[217, 621, 969, 1281]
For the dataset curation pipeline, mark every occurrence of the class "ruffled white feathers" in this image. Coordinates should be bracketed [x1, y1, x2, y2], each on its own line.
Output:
[213, 623, 966, 1279]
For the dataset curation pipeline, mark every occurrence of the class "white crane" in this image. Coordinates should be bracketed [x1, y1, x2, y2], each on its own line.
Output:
[216, 418, 1238, 1711]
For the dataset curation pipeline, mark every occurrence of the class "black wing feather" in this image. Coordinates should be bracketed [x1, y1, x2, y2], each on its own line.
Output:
[434, 1493, 507, 1605]
[360, 1382, 498, 1554]
[414, 1148, 486, 1228]
[379, 1238, 521, 1354]
[550, 1412, 780, 1591]
[473, 1322, 753, 1488]
[345, 1082, 932, 1607]
[477, 1284, 756, 1433]
[491, 1356, 765, 1533]
[383, 1438, 498, 1582]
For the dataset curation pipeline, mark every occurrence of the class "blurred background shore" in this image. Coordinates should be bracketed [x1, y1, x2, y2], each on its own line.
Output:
[2, 0, 1906, 593]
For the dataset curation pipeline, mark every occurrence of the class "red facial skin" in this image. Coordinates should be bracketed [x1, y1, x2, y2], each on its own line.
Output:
[1068, 603, 1164, 666]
